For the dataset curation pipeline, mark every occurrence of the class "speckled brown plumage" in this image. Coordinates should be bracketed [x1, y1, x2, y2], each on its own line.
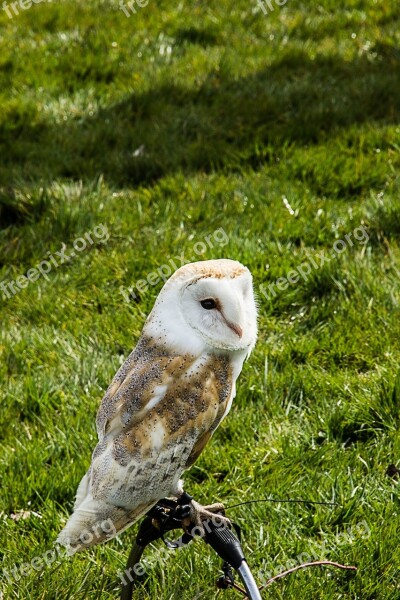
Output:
[90, 339, 233, 506]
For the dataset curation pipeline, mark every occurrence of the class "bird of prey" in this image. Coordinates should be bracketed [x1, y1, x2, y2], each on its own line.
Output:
[57, 259, 257, 553]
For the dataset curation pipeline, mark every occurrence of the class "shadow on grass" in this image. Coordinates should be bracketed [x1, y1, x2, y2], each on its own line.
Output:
[1, 42, 399, 199]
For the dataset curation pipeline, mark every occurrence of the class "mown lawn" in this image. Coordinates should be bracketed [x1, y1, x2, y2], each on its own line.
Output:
[1, 0, 399, 598]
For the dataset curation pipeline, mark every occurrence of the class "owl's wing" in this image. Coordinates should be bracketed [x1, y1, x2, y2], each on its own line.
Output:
[57, 347, 233, 553]
[92, 349, 233, 508]
[95, 344, 190, 440]
[94, 345, 146, 439]
[57, 352, 189, 553]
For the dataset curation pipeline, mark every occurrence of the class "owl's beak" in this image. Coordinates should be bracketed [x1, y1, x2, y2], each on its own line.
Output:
[219, 301, 243, 338]
[227, 322, 243, 338]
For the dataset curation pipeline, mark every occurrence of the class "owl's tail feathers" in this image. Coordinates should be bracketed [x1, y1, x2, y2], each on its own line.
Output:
[56, 497, 154, 555]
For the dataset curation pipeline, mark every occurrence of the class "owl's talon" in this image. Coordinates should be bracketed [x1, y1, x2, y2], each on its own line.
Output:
[188, 499, 231, 535]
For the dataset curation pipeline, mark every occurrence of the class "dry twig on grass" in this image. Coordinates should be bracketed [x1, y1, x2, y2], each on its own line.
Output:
[231, 560, 357, 598]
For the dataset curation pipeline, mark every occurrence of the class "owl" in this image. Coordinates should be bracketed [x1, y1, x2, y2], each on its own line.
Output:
[57, 259, 257, 553]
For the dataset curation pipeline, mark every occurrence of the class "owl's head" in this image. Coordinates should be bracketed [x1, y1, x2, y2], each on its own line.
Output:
[144, 259, 257, 356]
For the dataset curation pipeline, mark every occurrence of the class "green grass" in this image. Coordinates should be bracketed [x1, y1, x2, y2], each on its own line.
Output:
[1, 0, 400, 598]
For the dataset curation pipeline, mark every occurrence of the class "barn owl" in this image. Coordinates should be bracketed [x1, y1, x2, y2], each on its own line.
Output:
[57, 259, 257, 553]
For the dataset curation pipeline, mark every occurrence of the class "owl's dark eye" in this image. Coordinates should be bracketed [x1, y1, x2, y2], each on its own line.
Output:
[200, 298, 217, 310]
